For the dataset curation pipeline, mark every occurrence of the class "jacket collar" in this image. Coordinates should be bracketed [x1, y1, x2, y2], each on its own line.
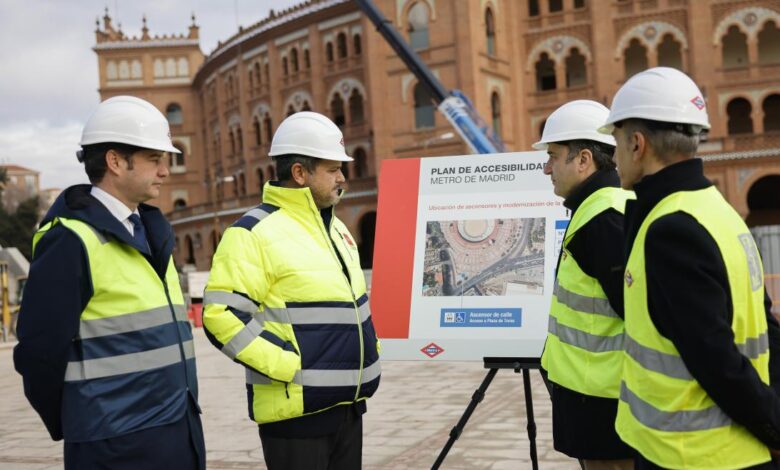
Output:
[631, 158, 710, 208]
[42, 185, 174, 276]
[262, 181, 335, 231]
[564, 169, 621, 213]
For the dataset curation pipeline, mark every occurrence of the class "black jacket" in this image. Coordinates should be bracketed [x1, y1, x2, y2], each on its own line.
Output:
[13, 184, 179, 441]
[625, 159, 780, 470]
[546, 169, 634, 459]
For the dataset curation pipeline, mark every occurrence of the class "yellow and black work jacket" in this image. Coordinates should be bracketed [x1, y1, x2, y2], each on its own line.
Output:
[14, 185, 197, 442]
[542, 182, 633, 399]
[203, 182, 381, 425]
[618, 160, 774, 469]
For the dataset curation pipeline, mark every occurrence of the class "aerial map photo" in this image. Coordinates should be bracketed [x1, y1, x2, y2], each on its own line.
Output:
[422, 218, 546, 297]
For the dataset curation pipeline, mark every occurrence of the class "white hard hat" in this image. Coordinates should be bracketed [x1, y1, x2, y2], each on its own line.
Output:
[268, 111, 353, 162]
[533, 100, 616, 150]
[79, 95, 180, 154]
[599, 67, 710, 134]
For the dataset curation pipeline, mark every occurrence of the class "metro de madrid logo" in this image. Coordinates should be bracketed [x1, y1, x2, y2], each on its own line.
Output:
[690, 95, 706, 110]
[421, 342, 444, 358]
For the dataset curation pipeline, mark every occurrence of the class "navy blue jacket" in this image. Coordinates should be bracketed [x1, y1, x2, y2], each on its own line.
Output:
[13, 184, 192, 441]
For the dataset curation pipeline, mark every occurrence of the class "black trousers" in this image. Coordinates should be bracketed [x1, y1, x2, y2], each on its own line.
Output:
[259, 405, 363, 470]
[64, 404, 205, 470]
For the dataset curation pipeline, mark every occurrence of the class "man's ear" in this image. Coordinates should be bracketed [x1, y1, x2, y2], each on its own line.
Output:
[290, 162, 307, 186]
[577, 148, 594, 173]
[632, 131, 647, 163]
[105, 149, 124, 177]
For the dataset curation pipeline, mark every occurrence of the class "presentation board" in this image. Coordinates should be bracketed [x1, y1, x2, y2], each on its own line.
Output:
[370, 151, 568, 360]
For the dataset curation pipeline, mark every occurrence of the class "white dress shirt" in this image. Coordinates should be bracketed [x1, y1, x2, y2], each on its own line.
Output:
[90, 186, 139, 237]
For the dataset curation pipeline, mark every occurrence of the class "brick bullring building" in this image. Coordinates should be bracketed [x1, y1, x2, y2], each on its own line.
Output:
[92, 0, 780, 303]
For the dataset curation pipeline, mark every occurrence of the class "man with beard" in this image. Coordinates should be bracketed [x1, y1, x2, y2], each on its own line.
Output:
[203, 112, 381, 470]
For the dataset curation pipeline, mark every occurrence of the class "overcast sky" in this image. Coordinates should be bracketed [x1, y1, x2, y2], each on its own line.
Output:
[0, 0, 300, 190]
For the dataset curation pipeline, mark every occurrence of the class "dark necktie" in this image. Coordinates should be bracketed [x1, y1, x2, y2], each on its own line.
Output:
[128, 213, 150, 253]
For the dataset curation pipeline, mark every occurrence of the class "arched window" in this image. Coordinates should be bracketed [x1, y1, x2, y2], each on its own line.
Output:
[264, 63, 270, 82]
[726, 97, 753, 135]
[228, 129, 236, 155]
[764, 94, 780, 132]
[331, 94, 346, 126]
[171, 142, 186, 168]
[253, 116, 262, 146]
[291, 48, 299, 73]
[304, 49, 311, 68]
[353, 34, 362, 55]
[256, 168, 265, 192]
[413, 82, 435, 129]
[549, 0, 563, 13]
[657, 33, 683, 70]
[302, 101, 311, 112]
[722, 25, 748, 68]
[287, 105, 296, 117]
[529, 0, 540, 17]
[236, 127, 243, 153]
[282, 57, 289, 76]
[353, 147, 368, 178]
[166, 103, 183, 125]
[349, 90, 365, 124]
[624, 38, 648, 79]
[535, 52, 556, 91]
[408, 2, 430, 50]
[565, 48, 587, 87]
[490, 92, 501, 138]
[337, 33, 348, 59]
[326, 42, 334, 62]
[758, 21, 780, 64]
[173, 199, 187, 210]
[485, 8, 496, 56]
[574, 0, 585, 8]
[264, 114, 273, 143]
[248, 69, 254, 89]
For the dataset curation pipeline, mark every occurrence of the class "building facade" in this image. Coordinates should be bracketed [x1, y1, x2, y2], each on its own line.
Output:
[91, 0, 780, 278]
[0, 165, 40, 212]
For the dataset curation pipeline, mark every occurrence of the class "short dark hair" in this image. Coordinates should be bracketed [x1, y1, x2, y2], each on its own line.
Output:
[81, 142, 144, 183]
[272, 154, 318, 182]
[563, 139, 616, 171]
[616, 118, 700, 162]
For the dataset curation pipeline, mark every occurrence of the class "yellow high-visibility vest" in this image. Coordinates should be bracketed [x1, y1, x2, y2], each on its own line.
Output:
[542, 186, 633, 398]
[617, 186, 770, 469]
[33, 216, 194, 441]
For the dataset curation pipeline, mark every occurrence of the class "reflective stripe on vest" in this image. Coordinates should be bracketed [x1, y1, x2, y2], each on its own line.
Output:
[65, 340, 195, 381]
[617, 186, 770, 469]
[554, 281, 619, 318]
[548, 315, 624, 353]
[542, 186, 632, 398]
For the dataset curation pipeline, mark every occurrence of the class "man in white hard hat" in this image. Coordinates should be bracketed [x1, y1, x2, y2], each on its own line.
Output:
[537, 100, 635, 470]
[13, 96, 205, 469]
[601, 67, 780, 469]
[203, 111, 381, 470]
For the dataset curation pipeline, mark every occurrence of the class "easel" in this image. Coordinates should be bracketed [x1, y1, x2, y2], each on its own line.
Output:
[431, 357, 541, 470]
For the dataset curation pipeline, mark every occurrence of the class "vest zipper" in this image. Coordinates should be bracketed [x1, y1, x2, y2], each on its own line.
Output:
[315, 205, 365, 401]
